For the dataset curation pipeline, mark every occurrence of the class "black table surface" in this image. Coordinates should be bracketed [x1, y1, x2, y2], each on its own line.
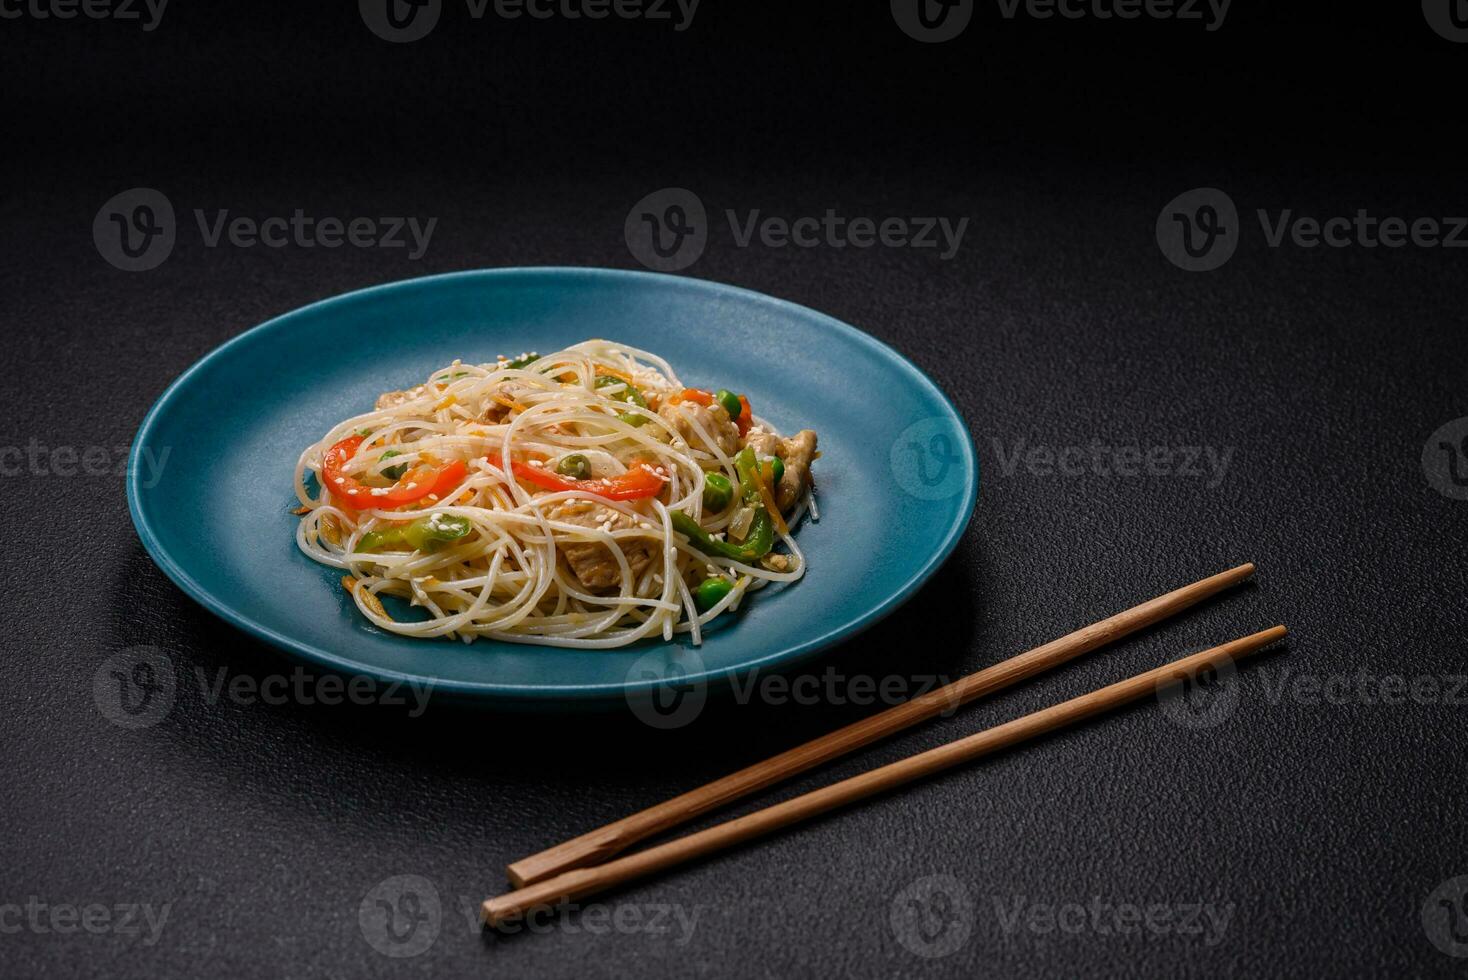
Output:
[3, 4, 1466, 978]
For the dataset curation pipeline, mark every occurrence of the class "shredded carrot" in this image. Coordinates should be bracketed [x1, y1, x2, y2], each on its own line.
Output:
[492, 393, 529, 414]
[596, 365, 636, 384]
[749, 461, 789, 536]
[679, 388, 714, 406]
[433, 394, 457, 411]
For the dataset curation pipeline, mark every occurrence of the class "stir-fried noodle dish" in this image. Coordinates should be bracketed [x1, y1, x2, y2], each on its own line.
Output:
[294, 340, 820, 648]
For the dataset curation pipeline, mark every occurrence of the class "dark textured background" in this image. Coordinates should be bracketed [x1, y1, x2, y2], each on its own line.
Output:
[3, 2, 1466, 977]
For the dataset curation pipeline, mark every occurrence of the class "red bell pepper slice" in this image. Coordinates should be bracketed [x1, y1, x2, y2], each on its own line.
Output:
[509, 460, 663, 501]
[321, 435, 469, 511]
[734, 394, 752, 436]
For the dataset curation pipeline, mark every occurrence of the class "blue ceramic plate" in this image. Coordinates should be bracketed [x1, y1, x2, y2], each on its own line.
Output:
[127, 268, 977, 707]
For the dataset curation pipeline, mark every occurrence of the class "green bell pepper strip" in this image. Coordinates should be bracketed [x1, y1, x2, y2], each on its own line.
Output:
[671, 510, 773, 563]
[672, 447, 775, 561]
[355, 513, 472, 554]
[732, 447, 765, 505]
[715, 389, 742, 421]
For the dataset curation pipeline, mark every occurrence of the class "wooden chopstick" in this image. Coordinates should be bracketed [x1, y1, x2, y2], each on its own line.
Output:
[505, 562, 1257, 887]
[485, 626, 1287, 925]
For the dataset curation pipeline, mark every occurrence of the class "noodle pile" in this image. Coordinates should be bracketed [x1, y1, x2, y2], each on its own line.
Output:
[293, 339, 816, 648]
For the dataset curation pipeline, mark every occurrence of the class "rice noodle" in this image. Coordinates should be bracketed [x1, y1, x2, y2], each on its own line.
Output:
[293, 339, 813, 648]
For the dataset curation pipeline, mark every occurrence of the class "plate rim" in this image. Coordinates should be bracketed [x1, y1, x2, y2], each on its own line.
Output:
[126, 266, 978, 703]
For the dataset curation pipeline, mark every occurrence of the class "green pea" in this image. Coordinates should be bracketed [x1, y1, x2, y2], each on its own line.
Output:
[715, 389, 742, 420]
[556, 454, 591, 480]
[403, 513, 473, 553]
[702, 472, 734, 511]
[380, 450, 407, 481]
[693, 576, 735, 612]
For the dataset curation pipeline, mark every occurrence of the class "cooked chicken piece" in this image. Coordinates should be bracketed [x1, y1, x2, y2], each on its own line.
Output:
[740, 427, 818, 511]
[545, 500, 656, 590]
[375, 384, 425, 410]
[742, 429, 780, 458]
[776, 429, 817, 510]
[658, 401, 741, 456]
